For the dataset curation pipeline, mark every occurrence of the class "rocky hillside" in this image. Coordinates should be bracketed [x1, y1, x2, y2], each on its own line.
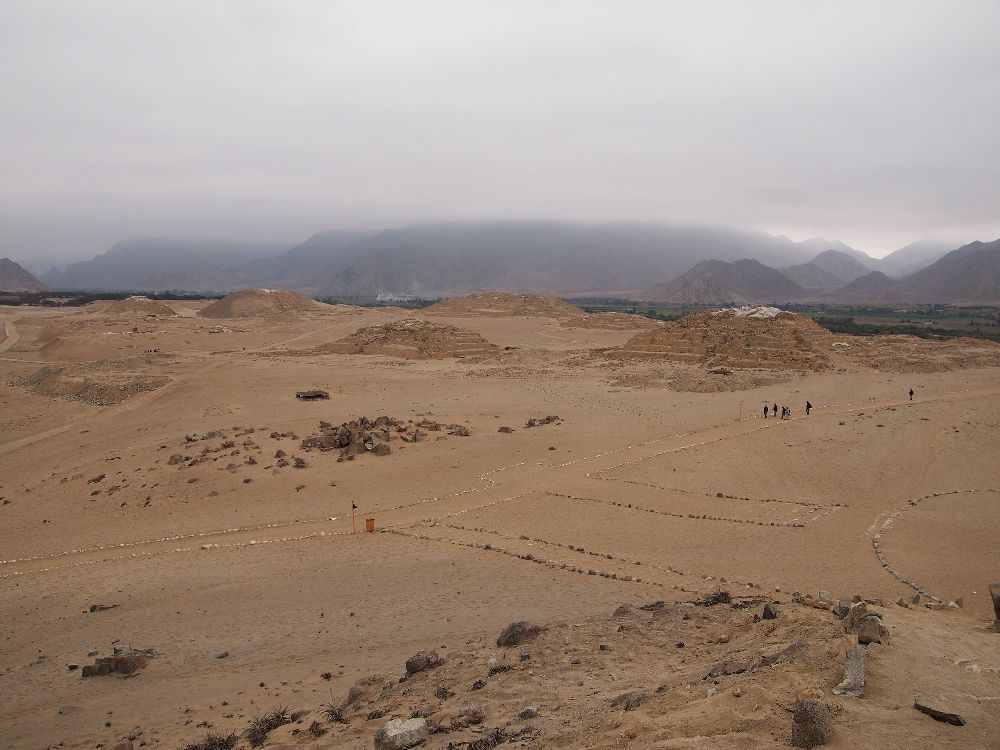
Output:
[173, 592, 996, 750]
[892, 239, 1000, 303]
[641, 259, 806, 304]
[0, 257, 49, 292]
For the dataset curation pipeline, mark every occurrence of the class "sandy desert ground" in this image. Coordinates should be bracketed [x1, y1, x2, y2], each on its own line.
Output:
[1, 294, 998, 750]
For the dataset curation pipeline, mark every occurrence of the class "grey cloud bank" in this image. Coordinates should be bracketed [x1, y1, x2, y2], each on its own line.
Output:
[1, 0, 998, 265]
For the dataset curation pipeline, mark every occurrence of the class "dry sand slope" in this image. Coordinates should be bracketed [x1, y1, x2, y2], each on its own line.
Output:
[1, 299, 999, 750]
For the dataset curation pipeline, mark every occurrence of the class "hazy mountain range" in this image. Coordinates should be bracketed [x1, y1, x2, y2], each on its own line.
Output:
[639, 240, 1000, 305]
[21, 222, 991, 303]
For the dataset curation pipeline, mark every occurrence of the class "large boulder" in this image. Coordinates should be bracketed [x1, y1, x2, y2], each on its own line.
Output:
[405, 650, 444, 675]
[843, 601, 868, 630]
[857, 615, 889, 645]
[81, 652, 148, 678]
[497, 621, 547, 648]
[340, 674, 386, 710]
[374, 717, 429, 750]
[789, 699, 832, 747]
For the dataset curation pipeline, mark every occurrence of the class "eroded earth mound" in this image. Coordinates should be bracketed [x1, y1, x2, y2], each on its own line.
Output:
[427, 292, 585, 319]
[102, 296, 177, 317]
[616, 306, 833, 371]
[324, 319, 498, 359]
[198, 289, 321, 319]
[839, 334, 1000, 373]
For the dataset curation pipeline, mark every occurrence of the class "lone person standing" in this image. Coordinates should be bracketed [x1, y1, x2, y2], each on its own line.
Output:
[805, 400, 812, 415]
[763, 404, 768, 419]
[909, 388, 914, 401]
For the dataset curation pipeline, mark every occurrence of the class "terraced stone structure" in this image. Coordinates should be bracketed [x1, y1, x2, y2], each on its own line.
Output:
[616, 306, 833, 371]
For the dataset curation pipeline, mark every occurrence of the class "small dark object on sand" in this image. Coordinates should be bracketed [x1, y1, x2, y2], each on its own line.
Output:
[295, 390, 330, 400]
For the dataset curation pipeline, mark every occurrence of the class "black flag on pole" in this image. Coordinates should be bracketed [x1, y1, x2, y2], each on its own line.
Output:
[352, 502, 358, 509]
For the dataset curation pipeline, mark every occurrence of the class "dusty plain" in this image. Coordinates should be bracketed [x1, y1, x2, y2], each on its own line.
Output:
[1, 297, 998, 750]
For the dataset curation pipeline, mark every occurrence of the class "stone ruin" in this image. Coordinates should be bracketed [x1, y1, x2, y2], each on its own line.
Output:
[300, 416, 471, 459]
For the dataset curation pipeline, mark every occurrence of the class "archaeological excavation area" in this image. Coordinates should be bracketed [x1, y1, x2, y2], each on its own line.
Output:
[1, 293, 998, 750]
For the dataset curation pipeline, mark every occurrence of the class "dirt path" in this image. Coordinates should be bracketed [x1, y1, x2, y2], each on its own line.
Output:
[0, 316, 20, 354]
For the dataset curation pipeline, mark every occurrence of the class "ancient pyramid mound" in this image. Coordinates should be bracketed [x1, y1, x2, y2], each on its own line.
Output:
[198, 288, 320, 319]
[103, 296, 176, 317]
[616, 306, 832, 371]
[427, 292, 585, 319]
[564, 311, 661, 330]
[324, 319, 498, 359]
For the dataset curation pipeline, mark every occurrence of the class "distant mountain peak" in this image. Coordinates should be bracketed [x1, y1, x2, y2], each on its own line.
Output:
[641, 257, 805, 304]
[779, 249, 873, 290]
[0, 257, 49, 292]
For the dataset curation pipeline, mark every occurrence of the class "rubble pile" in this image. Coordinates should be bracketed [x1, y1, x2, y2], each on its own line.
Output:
[524, 415, 561, 428]
[300, 416, 472, 459]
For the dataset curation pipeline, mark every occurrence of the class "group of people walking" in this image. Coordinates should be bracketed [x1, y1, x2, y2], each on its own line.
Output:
[763, 401, 811, 420]
[763, 389, 914, 422]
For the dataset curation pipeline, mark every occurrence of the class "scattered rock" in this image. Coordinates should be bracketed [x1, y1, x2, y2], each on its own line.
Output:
[913, 697, 966, 726]
[762, 602, 779, 620]
[611, 691, 650, 711]
[88, 603, 119, 613]
[451, 705, 486, 728]
[216, 651, 229, 659]
[832, 599, 852, 619]
[517, 707, 538, 720]
[374, 717, 430, 749]
[497, 621, 547, 647]
[707, 660, 746, 678]
[498, 426, 514, 433]
[789, 699, 832, 747]
[694, 590, 731, 607]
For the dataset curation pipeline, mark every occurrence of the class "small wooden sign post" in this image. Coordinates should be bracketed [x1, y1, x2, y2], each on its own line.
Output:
[352, 502, 357, 534]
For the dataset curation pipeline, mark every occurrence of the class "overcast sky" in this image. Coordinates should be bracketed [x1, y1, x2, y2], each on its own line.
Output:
[2, 0, 998, 264]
